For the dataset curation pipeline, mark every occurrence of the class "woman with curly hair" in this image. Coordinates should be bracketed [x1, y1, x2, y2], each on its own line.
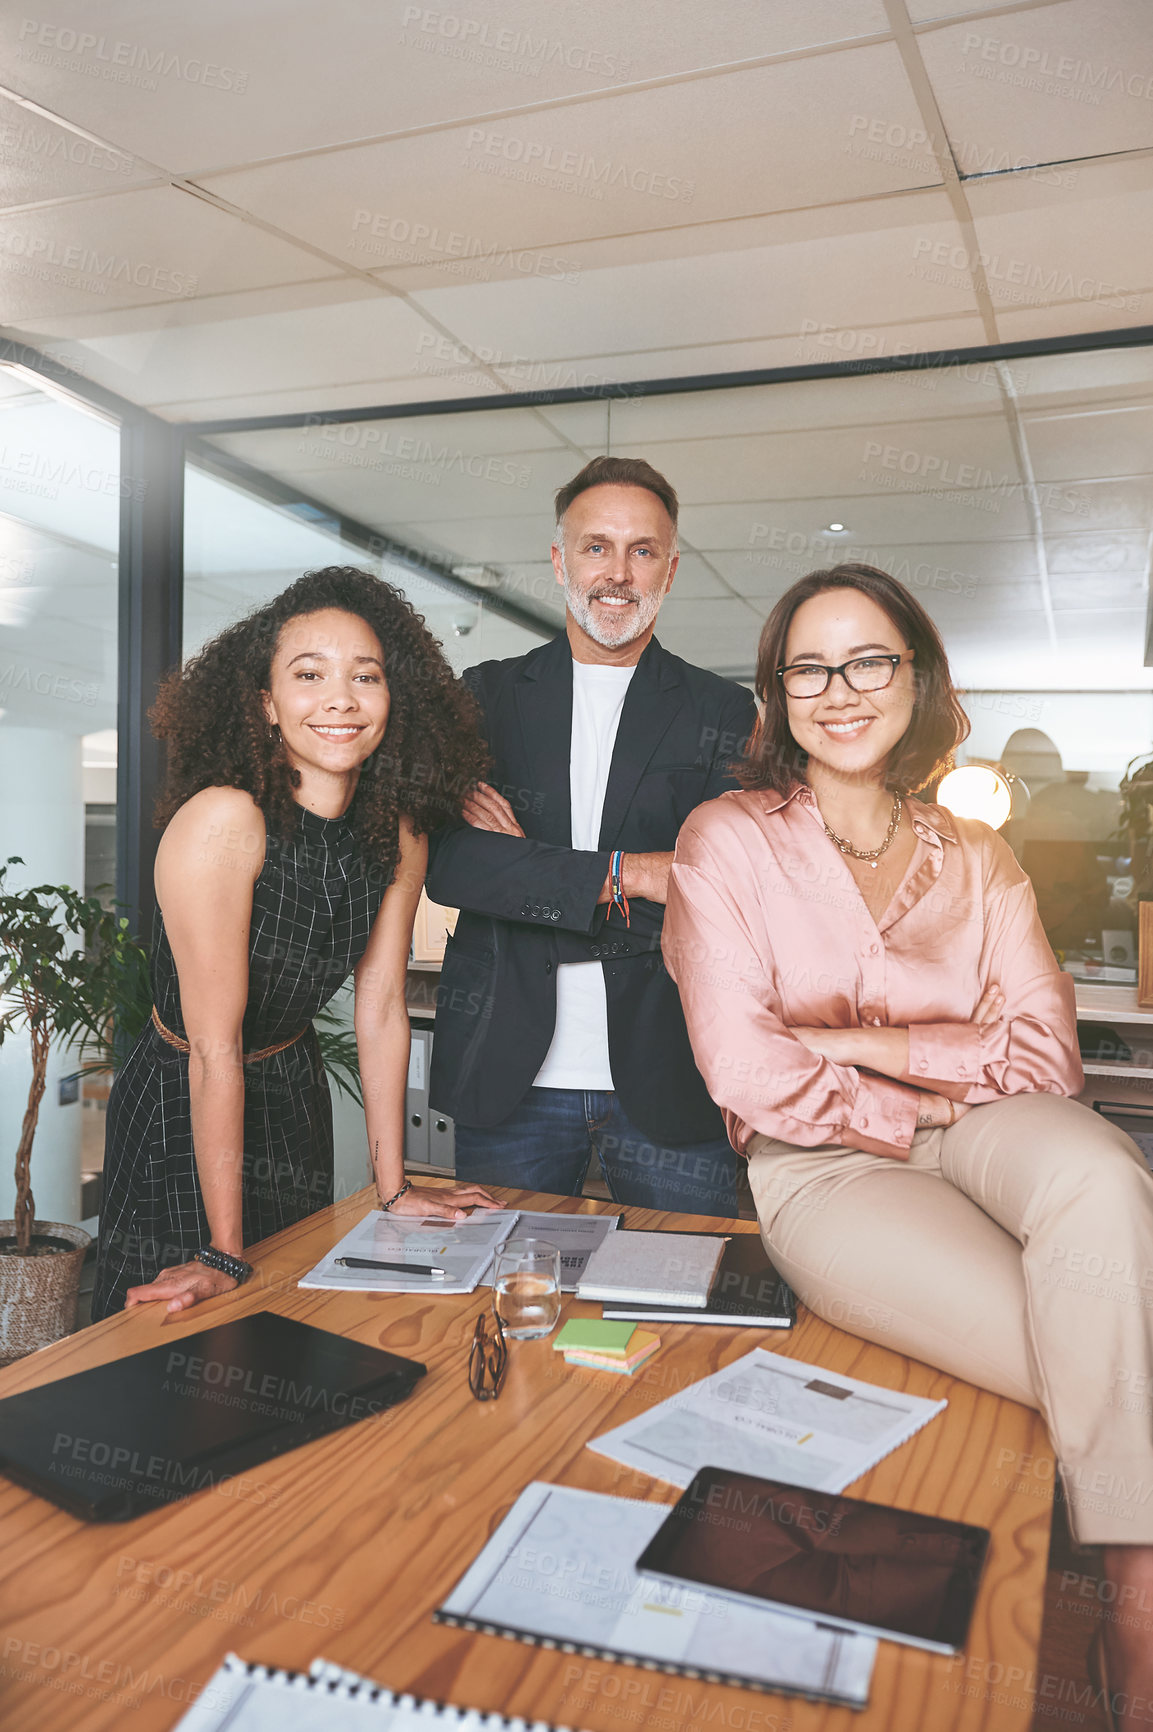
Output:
[92, 566, 497, 1321]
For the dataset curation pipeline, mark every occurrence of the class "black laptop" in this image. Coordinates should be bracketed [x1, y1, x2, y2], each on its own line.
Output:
[0, 1310, 426, 1521]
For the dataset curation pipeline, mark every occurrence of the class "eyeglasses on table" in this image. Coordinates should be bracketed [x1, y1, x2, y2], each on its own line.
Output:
[468, 1310, 508, 1400]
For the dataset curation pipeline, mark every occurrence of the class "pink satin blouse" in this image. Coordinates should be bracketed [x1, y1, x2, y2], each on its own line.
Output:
[662, 784, 1083, 1159]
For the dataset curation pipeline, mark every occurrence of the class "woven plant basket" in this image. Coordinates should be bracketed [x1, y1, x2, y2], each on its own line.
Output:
[0, 1220, 92, 1361]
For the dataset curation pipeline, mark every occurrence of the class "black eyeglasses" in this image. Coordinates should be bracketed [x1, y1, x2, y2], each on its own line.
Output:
[468, 1311, 508, 1401]
[776, 652, 912, 699]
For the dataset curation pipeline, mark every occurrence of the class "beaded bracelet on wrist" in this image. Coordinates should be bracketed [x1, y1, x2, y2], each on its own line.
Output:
[194, 1245, 253, 1283]
[379, 1178, 412, 1212]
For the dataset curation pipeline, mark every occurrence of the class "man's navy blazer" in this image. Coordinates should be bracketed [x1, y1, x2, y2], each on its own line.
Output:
[425, 632, 758, 1145]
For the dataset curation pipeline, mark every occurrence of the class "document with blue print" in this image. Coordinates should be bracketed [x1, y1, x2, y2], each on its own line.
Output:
[299, 1207, 619, 1294]
[299, 1209, 521, 1293]
[588, 1347, 946, 1492]
[435, 1481, 876, 1708]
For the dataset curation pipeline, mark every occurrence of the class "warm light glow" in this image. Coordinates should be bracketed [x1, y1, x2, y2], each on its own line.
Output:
[936, 764, 1014, 829]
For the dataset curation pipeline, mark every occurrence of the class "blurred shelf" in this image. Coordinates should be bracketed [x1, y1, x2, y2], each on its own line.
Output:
[1075, 983, 1153, 1025]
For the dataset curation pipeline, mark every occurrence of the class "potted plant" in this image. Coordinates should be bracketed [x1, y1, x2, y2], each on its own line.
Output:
[0, 853, 368, 1362]
[0, 856, 149, 1360]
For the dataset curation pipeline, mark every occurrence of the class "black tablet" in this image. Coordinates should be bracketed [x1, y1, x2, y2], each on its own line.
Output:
[0, 1310, 425, 1521]
[636, 1466, 990, 1654]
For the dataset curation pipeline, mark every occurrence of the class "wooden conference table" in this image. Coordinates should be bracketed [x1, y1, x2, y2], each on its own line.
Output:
[0, 1183, 1052, 1732]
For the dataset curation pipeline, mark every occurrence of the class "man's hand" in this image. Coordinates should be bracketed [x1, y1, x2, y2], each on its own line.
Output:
[597, 851, 674, 905]
[462, 781, 525, 838]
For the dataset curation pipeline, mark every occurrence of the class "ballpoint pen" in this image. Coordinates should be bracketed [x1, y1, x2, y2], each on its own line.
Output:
[335, 1257, 447, 1278]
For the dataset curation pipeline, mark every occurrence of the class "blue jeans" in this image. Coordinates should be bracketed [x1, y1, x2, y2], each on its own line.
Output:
[453, 1087, 740, 1217]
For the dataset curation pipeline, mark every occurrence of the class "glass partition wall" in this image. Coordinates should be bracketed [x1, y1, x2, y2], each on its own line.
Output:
[0, 368, 120, 1229]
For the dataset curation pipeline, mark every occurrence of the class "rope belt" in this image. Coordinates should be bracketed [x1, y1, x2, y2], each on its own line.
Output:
[151, 1005, 307, 1065]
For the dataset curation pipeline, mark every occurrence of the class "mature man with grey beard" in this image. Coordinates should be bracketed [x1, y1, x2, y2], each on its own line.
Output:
[425, 455, 756, 1213]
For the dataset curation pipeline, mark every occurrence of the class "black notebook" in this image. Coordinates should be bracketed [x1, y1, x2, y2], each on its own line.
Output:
[0, 1310, 425, 1521]
[601, 1232, 795, 1327]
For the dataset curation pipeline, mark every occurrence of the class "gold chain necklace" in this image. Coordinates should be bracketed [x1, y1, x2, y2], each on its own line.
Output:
[822, 792, 903, 869]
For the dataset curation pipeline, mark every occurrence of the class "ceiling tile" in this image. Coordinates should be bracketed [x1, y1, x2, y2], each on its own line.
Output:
[1038, 475, 1153, 533]
[26, 282, 455, 412]
[1049, 571, 1147, 609]
[605, 415, 1022, 515]
[682, 485, 1033, 548]
[1045, 530, 1149, 573]
[993, 294, 1153, 344]
[0, 0, 892, 171]
[1023, 402, 1153, 482]
[965, 156, 1153, 341]
[0, 184, 328, 323]
[215, 406, 570, 472]
[919, 0, 1153, 174]
[1007, 344, 1153, 410]
[204, 44, 935, 261]
[0, 92, 162, 207]
[388, 513, 554, 565]
[403, 196, 979, 367]
[602, 364, 1013, 445]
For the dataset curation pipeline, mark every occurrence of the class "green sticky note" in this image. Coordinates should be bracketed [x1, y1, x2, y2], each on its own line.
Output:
[553, 1319, 636, 1354]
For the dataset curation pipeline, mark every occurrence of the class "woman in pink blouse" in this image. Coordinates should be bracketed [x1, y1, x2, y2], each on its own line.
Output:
[663, 563, 1153, 1724]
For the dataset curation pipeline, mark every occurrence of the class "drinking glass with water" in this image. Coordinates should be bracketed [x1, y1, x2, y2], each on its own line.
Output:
[492, 1237, 561, 1339]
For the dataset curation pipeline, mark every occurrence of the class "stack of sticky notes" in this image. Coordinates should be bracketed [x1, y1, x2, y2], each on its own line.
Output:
[553, 1319, 661, 1375]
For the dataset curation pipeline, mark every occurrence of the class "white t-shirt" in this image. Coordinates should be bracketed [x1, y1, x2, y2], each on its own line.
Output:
[533, 660, 636, 1090]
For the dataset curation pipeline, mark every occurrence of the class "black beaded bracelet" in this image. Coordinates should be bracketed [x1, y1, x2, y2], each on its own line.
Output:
[379, 1179, 412, 1213]
[194, 1245, 253, 1283]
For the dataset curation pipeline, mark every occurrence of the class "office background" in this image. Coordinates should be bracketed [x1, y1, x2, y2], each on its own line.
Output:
[1, 0, 1151, 1229]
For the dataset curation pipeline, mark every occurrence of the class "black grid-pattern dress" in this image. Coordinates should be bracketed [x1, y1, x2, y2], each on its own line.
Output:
[92, 805, 387, 1320]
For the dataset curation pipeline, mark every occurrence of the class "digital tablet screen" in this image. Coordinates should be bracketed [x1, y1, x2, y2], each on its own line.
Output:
[636, 1467, 989, 1652]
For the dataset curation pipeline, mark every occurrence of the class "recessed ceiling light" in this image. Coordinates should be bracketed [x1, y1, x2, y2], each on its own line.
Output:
[825, 521, 847, 534]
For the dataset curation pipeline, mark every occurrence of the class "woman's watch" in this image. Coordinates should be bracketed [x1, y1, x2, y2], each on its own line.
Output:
[194, 1245, 253, 1283]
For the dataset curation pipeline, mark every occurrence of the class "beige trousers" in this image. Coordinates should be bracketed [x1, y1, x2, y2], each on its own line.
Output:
[746, 1093, 1153, 1545]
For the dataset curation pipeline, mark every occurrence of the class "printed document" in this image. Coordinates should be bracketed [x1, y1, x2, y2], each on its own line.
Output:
[589, 1347, 946, 1491]
[299, 1210, 519, 1294]
[483, 1207, 620, 1290]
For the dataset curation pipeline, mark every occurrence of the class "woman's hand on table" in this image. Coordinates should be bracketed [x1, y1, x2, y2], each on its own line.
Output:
[384, 1182, 501, 1221]
[124, 1259, 238, 1317]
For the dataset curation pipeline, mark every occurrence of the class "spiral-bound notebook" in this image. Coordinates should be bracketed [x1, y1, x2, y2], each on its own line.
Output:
[170, 1652, 583, 1729]
[434, 1482, 875, 1708]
